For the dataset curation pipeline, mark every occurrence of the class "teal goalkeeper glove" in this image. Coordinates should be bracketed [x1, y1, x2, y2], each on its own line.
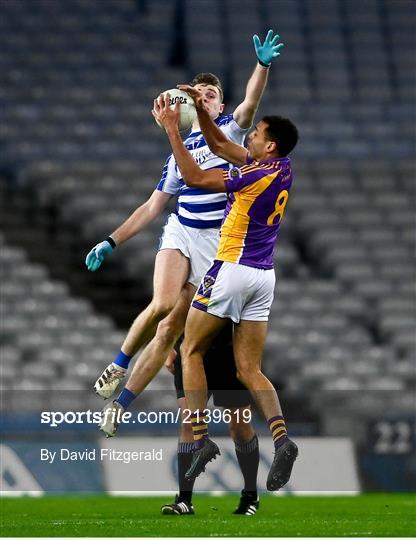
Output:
[253, 29, 284, 67]
[85, 239, 114, 272]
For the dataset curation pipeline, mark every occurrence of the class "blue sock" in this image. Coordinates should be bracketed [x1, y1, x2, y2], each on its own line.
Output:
[113, 350, 131, 369]
[115, 388, 137, 410]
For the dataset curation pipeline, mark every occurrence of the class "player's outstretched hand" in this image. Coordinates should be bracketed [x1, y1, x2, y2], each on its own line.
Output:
[177, 85, 205, 111]
[152, 92, 180, 131]
[253, 29, 284, 66]
[85, 240, 113, 271]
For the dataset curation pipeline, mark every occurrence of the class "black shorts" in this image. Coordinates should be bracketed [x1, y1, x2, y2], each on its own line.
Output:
[174, 326, 251, 408]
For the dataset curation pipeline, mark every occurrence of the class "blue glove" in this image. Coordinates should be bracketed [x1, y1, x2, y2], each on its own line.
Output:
[85, 240, 114, 271]
[253, 29, 284, 67]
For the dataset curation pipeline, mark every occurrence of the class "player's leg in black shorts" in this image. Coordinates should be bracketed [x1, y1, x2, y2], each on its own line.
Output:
[170, 325, 260, 515]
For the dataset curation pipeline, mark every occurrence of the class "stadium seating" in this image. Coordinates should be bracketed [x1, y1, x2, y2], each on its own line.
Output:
[0, 0, 415, 422]
[0, 232, 174, 411]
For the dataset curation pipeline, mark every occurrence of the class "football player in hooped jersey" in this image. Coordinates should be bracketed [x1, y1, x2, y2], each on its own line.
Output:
[86, 31, 283, 511]
[86, 30, 283, 413]
[152, 83, 299, 491]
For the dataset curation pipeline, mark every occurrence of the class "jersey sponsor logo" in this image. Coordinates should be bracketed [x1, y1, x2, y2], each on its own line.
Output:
[190, 146, 214, 166]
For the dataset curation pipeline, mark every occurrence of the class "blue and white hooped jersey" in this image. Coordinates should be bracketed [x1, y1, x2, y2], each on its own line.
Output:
[156, 114, 248, 229]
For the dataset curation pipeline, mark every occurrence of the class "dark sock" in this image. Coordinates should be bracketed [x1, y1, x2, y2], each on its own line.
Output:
[115, 388, 137, 410]
[191, 411, 209, 447]
[177, 442, 196, 503]
[267, 415, 288, 449]
[235, 435, 259, 497]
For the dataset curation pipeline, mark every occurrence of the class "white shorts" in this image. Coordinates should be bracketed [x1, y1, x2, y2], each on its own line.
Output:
[192, 260, 276, 323]
[158, 213, 220, 287]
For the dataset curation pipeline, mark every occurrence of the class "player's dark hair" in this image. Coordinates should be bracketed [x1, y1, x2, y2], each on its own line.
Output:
[262, 115, 299, 157]
[190, 72, 224, 102]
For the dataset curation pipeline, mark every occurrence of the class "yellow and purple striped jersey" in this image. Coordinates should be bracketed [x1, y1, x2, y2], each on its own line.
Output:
[216, 155, 293, 270]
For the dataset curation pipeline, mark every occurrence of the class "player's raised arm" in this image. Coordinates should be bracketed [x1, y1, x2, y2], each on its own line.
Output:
[232, 29, 284, 129]
[178, 85, 248, 167]
[152, 94, 226, 192]
[85, 189, 172, 271]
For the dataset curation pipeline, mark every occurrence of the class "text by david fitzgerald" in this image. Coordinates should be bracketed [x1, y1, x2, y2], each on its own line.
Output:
[40, 448, 163, 464]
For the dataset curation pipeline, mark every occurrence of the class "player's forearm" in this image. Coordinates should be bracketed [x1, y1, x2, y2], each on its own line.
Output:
[245, 62, 269, 111]
[165, 126, 205, 186]
[110, 202, 158, 245]
[195, 106, 248, 166]
[196, 106, 229, 155]
[233, 63, 269, 129]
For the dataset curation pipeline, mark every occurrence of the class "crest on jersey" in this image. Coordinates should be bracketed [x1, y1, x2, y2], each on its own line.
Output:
[228, 166, 242, 180]
[202, 275, 215, 294]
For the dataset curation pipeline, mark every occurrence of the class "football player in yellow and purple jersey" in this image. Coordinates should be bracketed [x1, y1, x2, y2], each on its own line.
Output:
[153, 87, 299, 492]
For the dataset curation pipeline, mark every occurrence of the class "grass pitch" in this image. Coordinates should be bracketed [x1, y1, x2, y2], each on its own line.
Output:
[1, 493, 414, 537]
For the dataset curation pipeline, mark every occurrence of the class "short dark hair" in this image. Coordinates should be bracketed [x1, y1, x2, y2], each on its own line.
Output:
[262, 115, 299, 157]
[190, 72, 224, 102]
